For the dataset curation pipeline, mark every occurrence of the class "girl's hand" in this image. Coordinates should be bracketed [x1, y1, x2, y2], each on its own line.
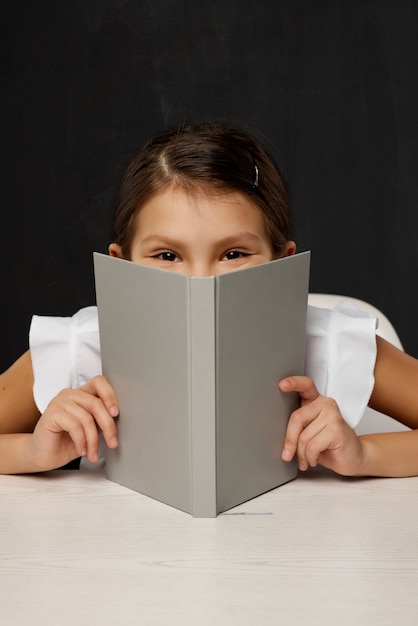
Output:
[279, 376, 366, 476]
[26, 375, 119, 471]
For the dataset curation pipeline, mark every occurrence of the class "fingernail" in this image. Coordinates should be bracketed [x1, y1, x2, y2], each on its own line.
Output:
[110, 437, 118, 448]
[282, 449, 292, 462]
[110, 405, 119, 417]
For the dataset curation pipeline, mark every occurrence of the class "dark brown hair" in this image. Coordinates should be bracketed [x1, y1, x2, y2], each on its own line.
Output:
[114, 121, 290, 257]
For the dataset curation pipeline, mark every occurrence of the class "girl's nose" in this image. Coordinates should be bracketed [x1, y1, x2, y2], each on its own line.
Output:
[188, 261, 215, 277]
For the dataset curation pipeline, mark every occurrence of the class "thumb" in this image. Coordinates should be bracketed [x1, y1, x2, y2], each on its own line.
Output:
[278, 376, 320, 403]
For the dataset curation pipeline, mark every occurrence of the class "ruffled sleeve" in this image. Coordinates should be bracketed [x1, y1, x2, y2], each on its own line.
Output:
[29, 306, 101, 413]
[305, 301, 378, 429]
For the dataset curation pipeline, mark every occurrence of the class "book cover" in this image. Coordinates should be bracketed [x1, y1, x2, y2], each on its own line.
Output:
[94, 251, 310, 517]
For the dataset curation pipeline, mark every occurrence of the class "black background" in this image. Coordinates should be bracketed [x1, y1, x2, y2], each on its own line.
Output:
[2, 0, 418, 372]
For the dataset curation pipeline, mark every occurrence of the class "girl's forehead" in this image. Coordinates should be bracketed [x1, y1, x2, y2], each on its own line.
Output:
[137, 185, 263, 223]
[130, 184, 272, 245]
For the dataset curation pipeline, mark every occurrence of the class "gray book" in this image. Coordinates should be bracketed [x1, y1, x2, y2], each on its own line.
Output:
[94, 251, 310, 517]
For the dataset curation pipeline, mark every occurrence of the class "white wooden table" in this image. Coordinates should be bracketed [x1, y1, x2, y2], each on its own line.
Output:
[1, 467, 418, 625]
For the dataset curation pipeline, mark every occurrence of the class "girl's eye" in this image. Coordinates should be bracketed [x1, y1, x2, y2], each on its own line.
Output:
[223, 250, 249, 261]
[155, 251, 179, 262]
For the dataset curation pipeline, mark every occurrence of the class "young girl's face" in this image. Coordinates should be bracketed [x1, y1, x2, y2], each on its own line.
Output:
[109, 185, 295, 276]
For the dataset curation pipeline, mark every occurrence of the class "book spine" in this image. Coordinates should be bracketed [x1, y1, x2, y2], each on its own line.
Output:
[189, 278, 217, 517]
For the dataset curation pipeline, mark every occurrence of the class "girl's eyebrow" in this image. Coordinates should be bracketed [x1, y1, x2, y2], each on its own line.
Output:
[140, 232, 264, 247]
[210, 232, 264, 248]
[139, 235, 184, 248]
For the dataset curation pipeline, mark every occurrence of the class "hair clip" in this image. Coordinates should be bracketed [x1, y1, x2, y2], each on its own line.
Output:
[252, 161, 259, 189]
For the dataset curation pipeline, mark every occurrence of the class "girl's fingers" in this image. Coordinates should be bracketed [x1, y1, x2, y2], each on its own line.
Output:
[296, 421, 330, 469]
[46, 384, 119, 461]
[46, 405, 100, 461]
[281, 397, 325, 462]
[81, 375, 119, 417]
[43, 408, 89, 458]
[74, 391, 119, 451]
[280, 381, 343, 470]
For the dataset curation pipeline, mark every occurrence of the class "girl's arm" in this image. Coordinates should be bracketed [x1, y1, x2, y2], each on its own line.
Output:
[0, 433, 46, 474]
[351, 336, 418, 477]
[358, 431, 418, 477]
[369, 336, 418, 428]
[0, 351, 40, 434]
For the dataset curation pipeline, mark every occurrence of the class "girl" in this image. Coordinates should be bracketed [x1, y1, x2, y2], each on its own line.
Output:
[1, 122, 418, 476]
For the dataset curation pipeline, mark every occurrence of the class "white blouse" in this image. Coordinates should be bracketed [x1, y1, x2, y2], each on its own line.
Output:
[30, 302, 377, 431]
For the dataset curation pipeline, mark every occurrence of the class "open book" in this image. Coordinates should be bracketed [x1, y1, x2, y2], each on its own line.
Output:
[94, 251, 310, 517]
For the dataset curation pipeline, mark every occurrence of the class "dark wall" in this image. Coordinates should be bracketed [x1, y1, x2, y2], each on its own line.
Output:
[2, 0, 418, 372]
